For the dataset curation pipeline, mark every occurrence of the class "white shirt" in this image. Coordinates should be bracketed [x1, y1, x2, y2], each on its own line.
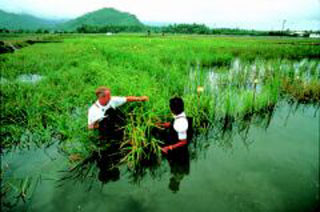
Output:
[88, 97, 127, 125]
[173, 112, 188, 140]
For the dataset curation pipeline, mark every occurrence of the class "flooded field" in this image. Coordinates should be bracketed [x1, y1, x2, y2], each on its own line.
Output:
[2, 101, 319, 212]
[1, 34, 319, 211]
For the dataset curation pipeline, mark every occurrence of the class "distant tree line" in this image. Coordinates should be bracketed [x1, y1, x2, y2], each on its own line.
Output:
[0, 24, 319, 37]
[74, 24, 317, 37]
[161, 24, 211, 34]
[211, 28, 268, 36]
[0, 28, 54, 34]
[76, 24, 146, 33]
[75, 23, 211, 34]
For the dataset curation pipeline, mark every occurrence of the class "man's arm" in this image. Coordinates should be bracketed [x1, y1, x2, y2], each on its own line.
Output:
[126, 96, 149, 102]
[111, 96, 148, 108]
[161, 139, 187, 154]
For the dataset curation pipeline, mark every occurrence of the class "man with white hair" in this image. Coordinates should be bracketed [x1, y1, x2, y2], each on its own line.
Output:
[88, 86, 148, 138]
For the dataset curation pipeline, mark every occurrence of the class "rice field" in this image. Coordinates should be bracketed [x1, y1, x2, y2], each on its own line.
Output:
[0, 34, 319, 168]
[1, 33, 319, 212]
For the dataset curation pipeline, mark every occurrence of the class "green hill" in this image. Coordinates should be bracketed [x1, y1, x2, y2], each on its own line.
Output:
[0, 8, 143, 31]
[0, 10, 62, 30]
[59, 8, 143, 30]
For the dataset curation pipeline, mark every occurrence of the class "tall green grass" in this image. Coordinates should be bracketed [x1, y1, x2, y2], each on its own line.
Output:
[1, 34, 319, 167]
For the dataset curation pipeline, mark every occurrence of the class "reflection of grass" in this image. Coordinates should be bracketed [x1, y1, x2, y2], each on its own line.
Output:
[282, 76, 320, 102]
[1, 34, 319, 167]
[1, 176, 39, 210]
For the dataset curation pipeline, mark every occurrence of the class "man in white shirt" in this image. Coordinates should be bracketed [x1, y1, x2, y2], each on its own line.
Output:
[156, 97, 192, 154]
[88, 86, 148, 130]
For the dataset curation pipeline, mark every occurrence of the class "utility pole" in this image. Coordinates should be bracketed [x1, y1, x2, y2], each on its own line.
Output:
[282, 19, 287, 32]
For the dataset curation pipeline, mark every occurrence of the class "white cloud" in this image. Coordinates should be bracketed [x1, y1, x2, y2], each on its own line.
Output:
[0, 0, 319, 30]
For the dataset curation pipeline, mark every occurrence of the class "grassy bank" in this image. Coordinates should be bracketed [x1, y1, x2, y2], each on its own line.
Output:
[1, 34, 319, 167]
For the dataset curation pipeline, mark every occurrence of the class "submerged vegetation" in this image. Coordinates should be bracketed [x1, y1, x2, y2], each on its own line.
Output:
[0, 34, 319, 169]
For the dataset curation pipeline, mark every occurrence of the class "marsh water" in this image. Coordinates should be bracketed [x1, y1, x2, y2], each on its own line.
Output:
[2, 101, 319, 212]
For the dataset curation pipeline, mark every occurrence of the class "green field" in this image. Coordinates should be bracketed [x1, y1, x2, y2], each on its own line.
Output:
[1, 34, 319, 167]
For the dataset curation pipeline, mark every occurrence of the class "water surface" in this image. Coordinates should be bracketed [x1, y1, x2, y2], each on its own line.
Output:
[2, 101, 319, 212]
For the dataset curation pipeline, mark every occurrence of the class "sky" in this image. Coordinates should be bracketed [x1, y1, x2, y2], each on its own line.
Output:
[0, 0, 319, 30]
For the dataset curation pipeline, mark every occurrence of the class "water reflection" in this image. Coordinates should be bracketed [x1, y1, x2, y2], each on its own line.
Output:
[96, 149, 121, 184]
[166, 147, 190, 193]
[59, 100, 317, 192]
[52, 102, 314, 196]
[60, 144, 122, 188]
[59, 108, 127, 188]
[3, 100, 319, 211]
[124, 103, 278, 191]
[124, 145, 191, 193]
[187, 100, 317, 160]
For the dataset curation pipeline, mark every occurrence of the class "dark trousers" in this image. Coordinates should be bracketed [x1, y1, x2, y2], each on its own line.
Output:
[98, 108, 126, 142]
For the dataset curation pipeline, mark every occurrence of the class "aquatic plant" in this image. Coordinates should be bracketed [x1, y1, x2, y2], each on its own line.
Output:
[1, 34, 319, 168]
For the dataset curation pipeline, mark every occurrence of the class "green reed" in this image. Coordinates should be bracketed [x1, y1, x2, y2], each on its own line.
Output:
[1, 34, 319, 167]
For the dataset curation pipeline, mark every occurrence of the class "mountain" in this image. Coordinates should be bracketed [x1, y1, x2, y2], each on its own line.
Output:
[0, 10, 64, 30]
[0, 8, 143, 31]
[59, 8, 143, 30]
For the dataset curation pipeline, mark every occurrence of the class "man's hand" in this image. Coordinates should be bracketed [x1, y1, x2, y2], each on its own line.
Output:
[161, 146, 172, 154]
[156, 122, 171, 128]
[88, 122, 99, 130]
[139, 96, 149, 101]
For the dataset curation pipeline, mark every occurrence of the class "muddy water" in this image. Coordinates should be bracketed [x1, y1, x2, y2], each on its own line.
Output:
[2, 101, 319, 212]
